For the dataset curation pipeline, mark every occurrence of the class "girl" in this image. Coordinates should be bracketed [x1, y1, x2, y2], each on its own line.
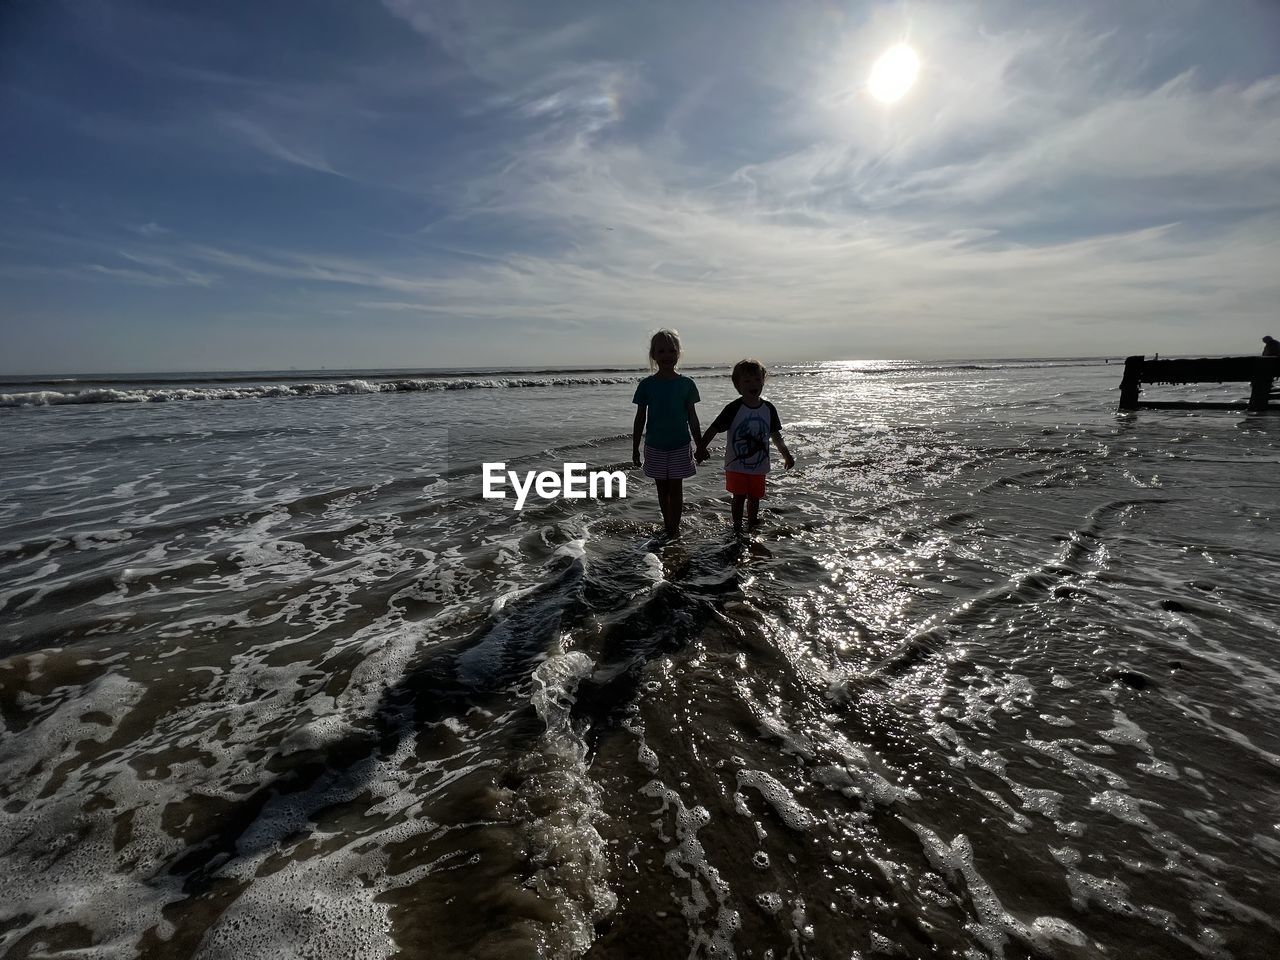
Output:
[632, 329, 704, 538]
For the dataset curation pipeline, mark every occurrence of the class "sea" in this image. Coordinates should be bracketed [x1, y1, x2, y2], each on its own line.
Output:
[1, 358, 1278, 960]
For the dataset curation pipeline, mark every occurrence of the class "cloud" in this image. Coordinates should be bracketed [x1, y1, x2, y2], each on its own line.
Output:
[150, 205, 1274, 355]
[382, 0, 601, 86]
[213, 114, 346, 177]
[881, 72, 1280, 219]
[113, 251, 218, 286]
[82, 263, 204, 287]
[362, 0, 1278, 356]
[5, 0, 1279, 367]
[1, 250, 217, 289]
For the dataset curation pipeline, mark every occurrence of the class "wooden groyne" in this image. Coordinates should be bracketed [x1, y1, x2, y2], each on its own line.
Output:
[1117, 355, 1280, 412]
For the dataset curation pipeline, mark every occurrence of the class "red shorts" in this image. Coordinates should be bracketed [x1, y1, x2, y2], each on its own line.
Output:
[725, 471, 766, 498]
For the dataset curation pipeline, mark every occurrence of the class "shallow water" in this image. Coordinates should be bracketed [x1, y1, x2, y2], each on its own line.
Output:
[2, 360, 1278, 959]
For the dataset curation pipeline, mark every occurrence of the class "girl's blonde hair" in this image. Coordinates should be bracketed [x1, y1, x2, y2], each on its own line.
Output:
[648, 328, 682, 370]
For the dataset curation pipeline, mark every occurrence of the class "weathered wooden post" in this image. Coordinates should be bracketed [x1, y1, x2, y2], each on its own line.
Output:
[1118, 355, 1143, 411]
[1248, 358, 1275, 413]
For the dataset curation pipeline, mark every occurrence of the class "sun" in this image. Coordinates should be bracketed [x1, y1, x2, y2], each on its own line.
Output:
[867, 43, 920, 104]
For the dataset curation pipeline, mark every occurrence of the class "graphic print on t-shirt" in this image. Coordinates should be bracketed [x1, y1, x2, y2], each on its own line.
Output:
[729, 410, 771, 471]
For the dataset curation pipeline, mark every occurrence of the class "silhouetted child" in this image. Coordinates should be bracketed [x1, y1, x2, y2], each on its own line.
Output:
[699, 358, 794, 531]
[632, 329, 703, 538]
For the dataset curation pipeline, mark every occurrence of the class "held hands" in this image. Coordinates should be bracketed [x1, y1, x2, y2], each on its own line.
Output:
[695, 443, 710, 463]
[783, 452, 795, 470]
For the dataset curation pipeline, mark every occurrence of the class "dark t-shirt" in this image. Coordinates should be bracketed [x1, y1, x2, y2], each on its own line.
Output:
[709, 398, 782, 474]
[632, 375, 701, 450]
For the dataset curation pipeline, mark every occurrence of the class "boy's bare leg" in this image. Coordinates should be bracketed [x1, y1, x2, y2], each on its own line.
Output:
[731, 493, 746, 531]
[746, 496, 760, 530]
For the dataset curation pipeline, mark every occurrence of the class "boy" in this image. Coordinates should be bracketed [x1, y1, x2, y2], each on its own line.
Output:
[698, 358, 794, 531]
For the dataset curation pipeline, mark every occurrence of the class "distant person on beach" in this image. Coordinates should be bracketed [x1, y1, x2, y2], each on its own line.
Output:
[698, 358, 794, 533]
[1263, 336, 1280, 357]
[632, 329, 703, 538]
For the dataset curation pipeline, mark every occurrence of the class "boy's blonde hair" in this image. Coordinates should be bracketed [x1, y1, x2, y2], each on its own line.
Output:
[731, 358, 766, 385]
[648, 328, 682, 370]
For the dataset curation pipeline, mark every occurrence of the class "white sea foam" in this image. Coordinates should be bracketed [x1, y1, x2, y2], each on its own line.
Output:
[521, 647, 616, 956]
[198, 856, 395, 960]
[640, 780, 742, 959]
[755, 892, 784, 914]
[735, 770, 816, 832]
[0, 673, 190, 955]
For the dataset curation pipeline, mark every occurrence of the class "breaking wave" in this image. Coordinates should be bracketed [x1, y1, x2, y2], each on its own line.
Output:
[0, 376, 640, 408]
[1, 358, 1114, 409]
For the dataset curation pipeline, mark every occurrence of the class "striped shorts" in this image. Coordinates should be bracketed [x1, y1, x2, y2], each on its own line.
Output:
[643, 443, 696, 480]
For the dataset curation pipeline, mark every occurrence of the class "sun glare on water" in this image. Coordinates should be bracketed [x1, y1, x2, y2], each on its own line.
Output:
[867, 43, 920, 104]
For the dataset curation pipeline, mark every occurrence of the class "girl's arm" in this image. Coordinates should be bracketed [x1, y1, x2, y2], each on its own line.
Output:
[771, 431, 795, 470]
[632, 406, 646, 467]
[687, 401, 705, 460]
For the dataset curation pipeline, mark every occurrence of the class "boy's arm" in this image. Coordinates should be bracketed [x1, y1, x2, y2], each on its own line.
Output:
[771, 431, 795, 469]
[632, 406, 646, 467]
[700, 400, 735, 454]
[767, 401, 793, 469]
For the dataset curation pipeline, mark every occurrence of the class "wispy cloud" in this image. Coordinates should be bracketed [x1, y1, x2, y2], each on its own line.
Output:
[1, 250, 217, 289]
[83, 262, 209, 287]
[131, 221, 171, 238]
[114, 251, 218, 286]
[215, 113, 347, 177]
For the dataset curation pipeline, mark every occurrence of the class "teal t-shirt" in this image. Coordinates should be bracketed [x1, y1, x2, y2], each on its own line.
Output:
[632, 375, 700, 450]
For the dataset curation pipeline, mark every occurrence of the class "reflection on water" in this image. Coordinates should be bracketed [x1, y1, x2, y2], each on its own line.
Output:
[1, 362, 1279, 959]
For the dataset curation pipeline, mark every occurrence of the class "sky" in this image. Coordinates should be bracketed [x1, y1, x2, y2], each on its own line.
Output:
[2, 0, 1279, 373]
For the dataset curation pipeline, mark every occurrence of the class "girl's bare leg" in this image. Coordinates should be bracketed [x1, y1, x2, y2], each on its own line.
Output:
[667, 478, 683, 535]
[731, 494, 746, 531]
[655, 479, 674, 534]
[746, 496, 760, 530]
